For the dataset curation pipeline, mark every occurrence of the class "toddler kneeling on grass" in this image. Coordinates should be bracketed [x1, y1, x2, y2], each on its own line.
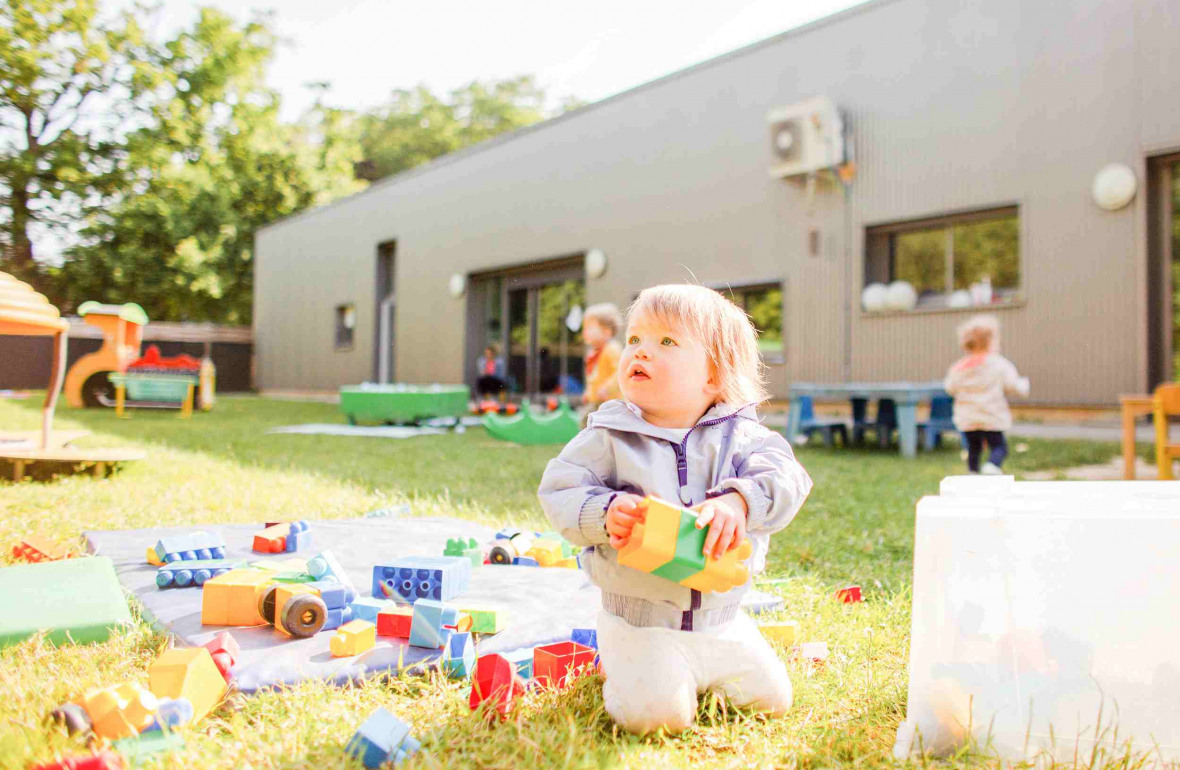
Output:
[537, 284, 813, 734]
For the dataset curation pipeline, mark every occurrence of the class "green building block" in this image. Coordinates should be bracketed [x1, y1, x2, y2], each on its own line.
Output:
[114, 729, 185, 765]
[0, 556, 132, 649]
[648, 509, 708, 583]
[481, 399, 580, 446]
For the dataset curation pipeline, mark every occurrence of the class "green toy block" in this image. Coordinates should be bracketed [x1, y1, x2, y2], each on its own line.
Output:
[481, 398, 580, 446]
[114, 729, 185, 765]
[444, 537, 483, 567]
[648, 509, 708, 584]
[0, 556, 132, 649]
[459, 605, 506, 634]
[270, 571, 316, 584]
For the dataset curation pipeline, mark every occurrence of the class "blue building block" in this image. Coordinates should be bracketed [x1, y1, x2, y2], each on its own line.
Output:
[146, 697, 193, 731]
[371, 556, 470, 604]
[408, 599, 460, 649]
[441, 632, 475, 678]
[502, 647, 533, 679]
[349, 597, 400, 623]
[495, 528, 523, 541]
[512, 556, 539, 567]
[307, 550, 355, 591]
[570, 628, 597, 649]
[345, 708, 421, 768]
[308, 580, 356, 609]
[154, 531, 227, 563]
[155, 558, 242, 588]
[284, 521, 312, 553]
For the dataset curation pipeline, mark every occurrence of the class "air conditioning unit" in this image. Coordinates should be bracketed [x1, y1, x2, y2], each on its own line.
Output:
[766, 96, 844, 178]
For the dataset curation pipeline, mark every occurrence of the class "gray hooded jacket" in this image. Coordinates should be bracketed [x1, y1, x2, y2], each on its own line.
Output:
[537, 400, 812, 631]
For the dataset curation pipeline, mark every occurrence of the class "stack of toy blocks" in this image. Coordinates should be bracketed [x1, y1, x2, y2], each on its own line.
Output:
[201, 568, 274, 626]
[266, 580, 355, 637]
[155, 558, 242, 588]
[148, 647, 226, 723]
[330, 619, 376, 657]
[533, 641, 596, 689]
[12, 535, 73, 563]
[307, 550, 355, 595]
[251, 521, 311, 553]
[617, 496, 752, 592]
[345, 708, 420, 768]
[468, 653, 526, 719]
[375, 605, 414, 638]
[153, 531, 226, 563]
[371, 556, 470, 603]
[408, 599, 470, 649]
[441, 632, 476, 678]
[443, 537, 483, 567]
[351, 597, 400, 623]
[202, 631, 240, 682]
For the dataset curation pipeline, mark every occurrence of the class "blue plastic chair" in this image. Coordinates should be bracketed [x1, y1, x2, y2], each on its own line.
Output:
[797, 395, 849, 447]
[918, 395, 956, 451]
[853, 398, 897, 447]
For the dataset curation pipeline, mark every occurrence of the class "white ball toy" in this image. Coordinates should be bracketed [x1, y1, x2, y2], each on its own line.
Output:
[886, 281, 918, 311]
[948, 290, 972, 309]
[862, 282, 889, 312]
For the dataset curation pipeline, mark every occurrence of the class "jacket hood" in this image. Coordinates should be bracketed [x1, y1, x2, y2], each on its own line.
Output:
[586, 399, 759, 440]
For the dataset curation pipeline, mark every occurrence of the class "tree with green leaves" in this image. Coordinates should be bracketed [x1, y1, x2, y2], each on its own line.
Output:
[0, 0, 146, 286]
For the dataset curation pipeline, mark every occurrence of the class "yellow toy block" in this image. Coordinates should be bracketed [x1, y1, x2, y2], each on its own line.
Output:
[146, 547, 164, 566]
[201, 568, 274, 626]
[148, 647, 227, 723]
[617, 498, 682, 573]
[760, 620, 799, 647]
[330, 619, 376, 657]
[554, 557, 579, 569]
[679, 539, 752, 593]
[77, 682, 158, 740]
[526, 540, 563, 567]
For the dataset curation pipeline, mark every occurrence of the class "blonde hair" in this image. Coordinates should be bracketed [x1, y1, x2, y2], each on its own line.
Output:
[957, 314, 999, 354]
[583, 303, 622, 336]
[627, 284, 770, 406]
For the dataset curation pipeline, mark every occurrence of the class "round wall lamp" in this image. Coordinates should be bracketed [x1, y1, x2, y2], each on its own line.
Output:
[585, 249, 608, 279]
[448, 273, 466, 299]
[1091, 163, 1137, 211]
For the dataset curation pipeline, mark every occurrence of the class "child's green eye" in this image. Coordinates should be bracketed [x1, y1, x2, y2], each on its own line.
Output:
[661, 337, 676, 346]
[628, 336, 639, 345]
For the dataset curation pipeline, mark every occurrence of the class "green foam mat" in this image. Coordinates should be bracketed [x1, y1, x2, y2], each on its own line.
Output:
[0, 556, 132, 648]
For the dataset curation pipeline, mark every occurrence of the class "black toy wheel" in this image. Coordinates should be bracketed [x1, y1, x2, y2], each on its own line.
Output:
[488, 545, 514, 565]
[280, 594, 327, 637]
[50, 703, 92, 736]
[81, 372, 116, 408]
[257, 585, 279, 626]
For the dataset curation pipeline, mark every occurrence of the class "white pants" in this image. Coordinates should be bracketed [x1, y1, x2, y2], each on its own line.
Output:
[597, 609, 793, 735]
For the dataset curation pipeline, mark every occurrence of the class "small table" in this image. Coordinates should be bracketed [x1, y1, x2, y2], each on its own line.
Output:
[787, 382, 947, 458]
[1119, 394, 1154, 480]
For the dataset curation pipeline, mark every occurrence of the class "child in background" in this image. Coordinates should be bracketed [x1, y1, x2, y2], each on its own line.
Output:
[581, 303, 623, 408]
[943, 315, 1030, 475]
[538, 285, 812, 734]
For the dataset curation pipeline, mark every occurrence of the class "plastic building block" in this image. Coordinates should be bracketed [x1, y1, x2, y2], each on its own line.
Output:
[487, 540, 518, 565]
[200, 568, 274, 626]
[371, 556, 471, 603]
[0, 556, 133, 649]
[444, 537, 483, 567]
[153, 531, 226, 563]
[408, 599, 468, 649]
[12, 535, 73, 563]
[113, 729, 184, 763]
[798, 641, 829, 662]
[458, 605, 506, 634]
[284, 521, 312, 552]
[148, 647, 226, 723]
[145, 547, 164, 567]
[252, 523, 289, 554]
[201, 631, 240, 682]
[617, 496, 752, 593]
[570, 628, 597, 649]
[760, 620, 799, 647]
[526, 539, 563, 567]
[307, 550, 356, 595]
[250, 557, 309, 573]
[481, 399, 580, 445]
[50, 703, 93, 736]
[270, 571, 316, 584]
[554, 557, 579, 569]
[155, 558, 242, 588]
[835, 585, 863, 603]
[345, 708, 421, 769]
[76, 682, 158, 740]
[267, 583, 328, 637]
[441, 632, 476, 678]
[331, 619, 376, 657]
[350, 597, 399, 623]
[31, 750, 125, 770]
[376, 606, 414, 638]
[502, 647, 533, 679]
[468, 653, 526, 719]
[533, 641, 596, 688]
[147, 697, 193, 730]
[512, 556, 539, 567]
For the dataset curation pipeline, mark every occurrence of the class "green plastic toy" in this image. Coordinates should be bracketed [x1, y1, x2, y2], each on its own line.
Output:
[481, 399, 581, 446]
[0, 556, 132, 648]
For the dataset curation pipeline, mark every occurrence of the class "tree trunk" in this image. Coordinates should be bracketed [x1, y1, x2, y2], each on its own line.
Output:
[3, 186, 36, 280]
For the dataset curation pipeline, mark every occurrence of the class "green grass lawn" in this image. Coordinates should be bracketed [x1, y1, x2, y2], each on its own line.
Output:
[0, 395, 1159, 769]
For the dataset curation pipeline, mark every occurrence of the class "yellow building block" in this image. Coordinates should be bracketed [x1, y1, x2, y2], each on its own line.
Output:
[77, 682, 158, 740]
[759, 620, 799, 647]
[272, 582, 326, 637]
[554, 557, 579, 569]
[526, 540, 563, 567]
[679, 539, 752, 593]
[616, 498, 682, 573]
[329, 619, 376, 657]
[201, 568, 274, 626]
[148, 647, 227, 723]
[146, 547, 164, 566]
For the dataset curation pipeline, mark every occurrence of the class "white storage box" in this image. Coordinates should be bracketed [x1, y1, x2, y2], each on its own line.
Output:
[895, 476, 1180, 763]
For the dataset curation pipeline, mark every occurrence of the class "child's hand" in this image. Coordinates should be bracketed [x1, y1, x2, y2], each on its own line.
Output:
[606, 493, 646, 549]
[693, 493, 748, 559]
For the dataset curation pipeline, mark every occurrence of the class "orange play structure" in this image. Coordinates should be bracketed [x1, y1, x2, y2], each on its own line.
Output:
[64, 301, 149, 408]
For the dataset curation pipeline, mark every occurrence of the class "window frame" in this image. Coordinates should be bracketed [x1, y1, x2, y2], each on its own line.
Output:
[718, 280, 786, 365]
[334, 303, 356, 352]
[863, 204, 1023, 315]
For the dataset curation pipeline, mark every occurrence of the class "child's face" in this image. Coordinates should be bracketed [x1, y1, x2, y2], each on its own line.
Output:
[582, 318, 610, 347]
[619, 310, 719, 428]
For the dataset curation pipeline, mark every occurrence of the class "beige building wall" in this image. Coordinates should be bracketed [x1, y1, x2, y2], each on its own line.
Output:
[255, 0, 1180, 404]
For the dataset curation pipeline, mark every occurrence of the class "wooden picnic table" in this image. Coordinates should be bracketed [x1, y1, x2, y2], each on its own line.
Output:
[787, 381, 947, 458]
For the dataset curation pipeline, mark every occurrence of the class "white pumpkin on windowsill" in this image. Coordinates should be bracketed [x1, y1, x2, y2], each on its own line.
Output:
[862, 282, 889, 312]
[885, 281, 918, 311]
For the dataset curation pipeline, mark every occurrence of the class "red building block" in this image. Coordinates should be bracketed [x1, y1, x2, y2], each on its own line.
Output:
[532, 641, 596, 689]
[376, 606, 414, 638]
[12, 535, 73, 563]
[202, 631, 241, 682]
[468, 654, 525, 719]
[834, 585, 863, 603]
[32, 750, 124, 770]
[252, 523, 288, 553]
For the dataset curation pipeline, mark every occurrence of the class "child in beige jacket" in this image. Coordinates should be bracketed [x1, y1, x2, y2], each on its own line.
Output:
[943, 315, 1030, 474]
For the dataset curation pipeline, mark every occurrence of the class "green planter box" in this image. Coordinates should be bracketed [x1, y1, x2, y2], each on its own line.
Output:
[340, 384, 470, 425]
[109, 372, 197, 403]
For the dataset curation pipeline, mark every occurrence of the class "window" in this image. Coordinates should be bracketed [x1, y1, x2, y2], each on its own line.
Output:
[335, 303, 356, 350]
[864, 206, 1020, 311]
[726, 283, 784, 362]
